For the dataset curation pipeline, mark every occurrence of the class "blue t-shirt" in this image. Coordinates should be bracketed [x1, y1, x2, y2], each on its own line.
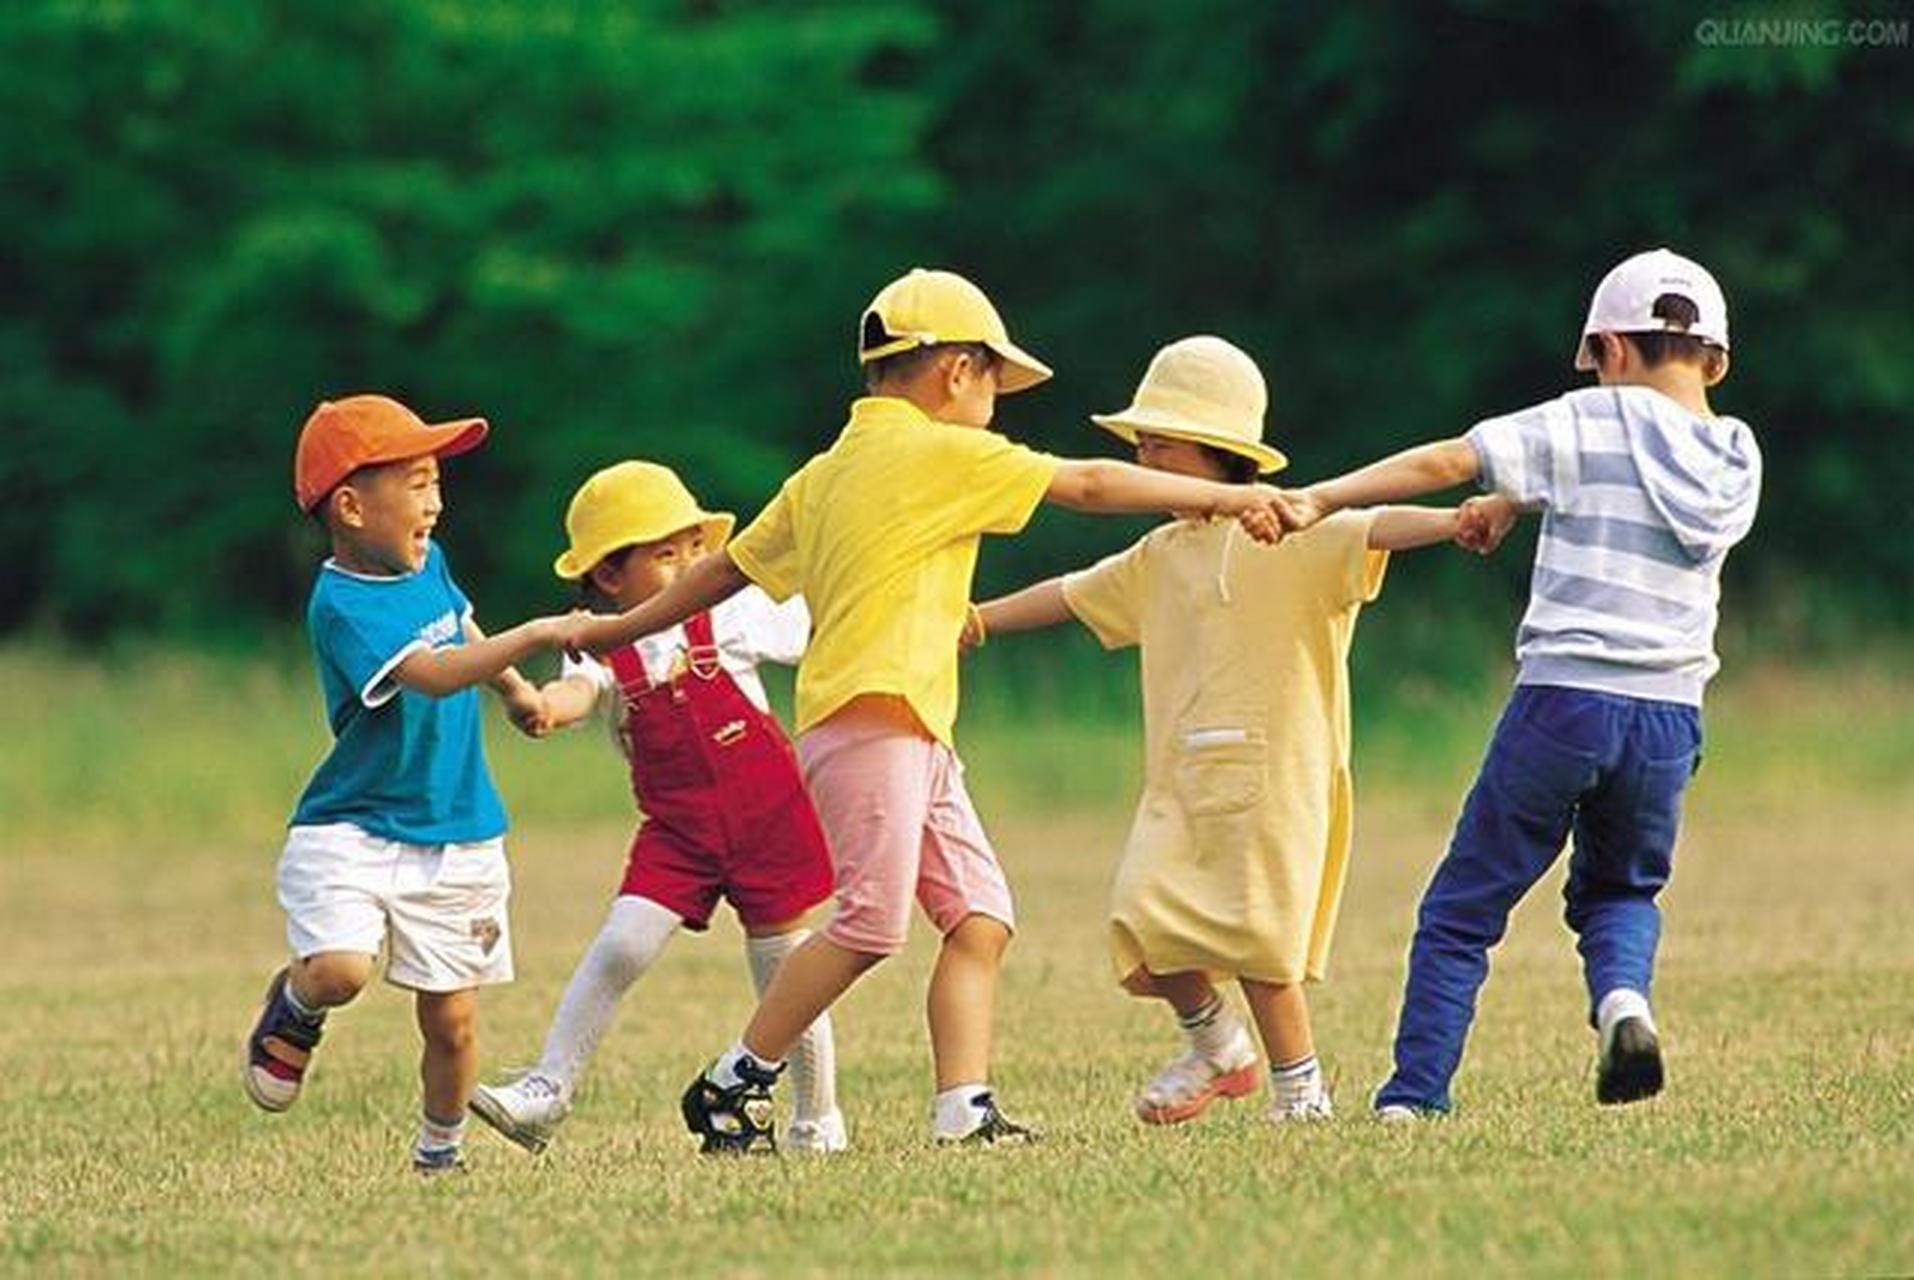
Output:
[290, 541, 509, 844]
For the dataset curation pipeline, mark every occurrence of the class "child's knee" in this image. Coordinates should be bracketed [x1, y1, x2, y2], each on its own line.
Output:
[944, 913, 1011, 961]
[415, 991, 478, 1052]
[294, 952, 374, 1007]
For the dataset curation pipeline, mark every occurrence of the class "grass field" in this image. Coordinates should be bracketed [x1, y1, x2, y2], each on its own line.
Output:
[2, 645, 1911, 1276]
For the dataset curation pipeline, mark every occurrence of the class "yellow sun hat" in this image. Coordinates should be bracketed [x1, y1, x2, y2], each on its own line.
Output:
[857, 267, 1054, 394]
[552, 461, 735, 580]
[1091, 335, 1287, 474]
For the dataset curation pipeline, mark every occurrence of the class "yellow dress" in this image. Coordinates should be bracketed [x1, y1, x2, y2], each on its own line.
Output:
[1062, 511, 1386, 984]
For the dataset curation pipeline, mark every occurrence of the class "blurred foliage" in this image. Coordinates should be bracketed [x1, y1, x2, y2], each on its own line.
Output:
[1, 0, 1908, 645]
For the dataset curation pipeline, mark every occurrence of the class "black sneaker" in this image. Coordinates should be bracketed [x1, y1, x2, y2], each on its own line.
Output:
[939, 1091, 1039, 1146]
[1596, 1016, 1665, 1105]
[681, 1057, 782, 1155]
[243, 967, 326, 1112]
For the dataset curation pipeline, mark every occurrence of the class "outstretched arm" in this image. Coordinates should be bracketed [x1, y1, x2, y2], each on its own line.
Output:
[572, 550, 750, 655]
[1047, 460, 1283, 544]
[394, 614, 574, 699]
[970, 578, 1072, 648]
[1367, 507, 1462, 552]
[1282, 438, 1480, 531]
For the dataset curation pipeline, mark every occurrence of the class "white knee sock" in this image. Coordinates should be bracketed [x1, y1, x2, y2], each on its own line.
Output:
[745, 930, 838, 1124]
[534, 896, 681, 1094]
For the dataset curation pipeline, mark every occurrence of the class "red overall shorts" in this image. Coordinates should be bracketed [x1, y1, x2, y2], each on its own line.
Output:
[605, 611, 833, 931]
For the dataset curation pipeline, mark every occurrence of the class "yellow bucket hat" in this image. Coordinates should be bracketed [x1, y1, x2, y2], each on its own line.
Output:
[1091, 335, 1287, 474]
[858, 267, 1054, 394]
[552, 461, 735, 580]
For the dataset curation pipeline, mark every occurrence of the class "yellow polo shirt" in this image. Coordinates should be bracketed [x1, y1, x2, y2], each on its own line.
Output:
[728, 396, 1058, 744]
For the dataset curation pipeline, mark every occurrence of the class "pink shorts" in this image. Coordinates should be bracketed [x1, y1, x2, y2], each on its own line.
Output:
[797, 714, 1014, 956]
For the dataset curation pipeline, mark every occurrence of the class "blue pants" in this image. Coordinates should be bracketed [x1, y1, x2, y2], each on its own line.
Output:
[1376, 685, 1702, 1113]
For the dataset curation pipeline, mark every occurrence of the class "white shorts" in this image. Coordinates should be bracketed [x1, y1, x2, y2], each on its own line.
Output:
[277, 823, 514, 992]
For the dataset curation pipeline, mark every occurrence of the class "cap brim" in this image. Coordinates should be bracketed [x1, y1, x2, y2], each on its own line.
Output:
[987, 339, 1053, 394]
[552, 512, 736, 580]
[1091, 410, 1287, 474]
[368, 417, 490, 469]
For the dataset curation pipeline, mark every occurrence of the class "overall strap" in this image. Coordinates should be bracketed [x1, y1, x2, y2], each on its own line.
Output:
[684, 611, 723, 680]
[604, 645, 654, 707]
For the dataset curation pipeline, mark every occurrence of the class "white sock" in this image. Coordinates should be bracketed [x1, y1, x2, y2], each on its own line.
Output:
[533, 896, 681, 1094]
[709, 1040, 784, 1089]
[745, 930, 838, 1124]
[1177, 994, 1246, 1063]
[1596, 988, 1656, 1042]
[932, 1084, 991, 1140]
[416, 1111, 465, 1158]
[1269, 1054, 1323, 1108]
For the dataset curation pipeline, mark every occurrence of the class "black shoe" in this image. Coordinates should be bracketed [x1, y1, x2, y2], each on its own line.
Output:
[681, 1058, 781, 1155]
[1596, 1017, 1664, 1105]
[940, 1091, 1039, 1146]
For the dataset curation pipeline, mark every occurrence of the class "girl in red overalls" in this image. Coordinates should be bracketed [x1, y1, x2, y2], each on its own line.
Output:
[470, 461, 841, 1154]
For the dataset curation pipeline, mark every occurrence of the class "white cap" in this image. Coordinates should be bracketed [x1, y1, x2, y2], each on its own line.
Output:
[1574, 248, 1730, 370]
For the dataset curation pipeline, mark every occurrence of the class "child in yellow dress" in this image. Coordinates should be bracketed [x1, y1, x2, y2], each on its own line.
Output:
[973, 337, 1507, 1122]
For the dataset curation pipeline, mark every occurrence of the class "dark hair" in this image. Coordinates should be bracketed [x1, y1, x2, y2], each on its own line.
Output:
[1584, 292, 1721, 369]
[1201, 444, 1262, 484]
[577, 543, 638, 609]
[862, 323, 999, 391]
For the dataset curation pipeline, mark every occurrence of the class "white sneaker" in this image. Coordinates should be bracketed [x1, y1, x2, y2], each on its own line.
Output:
[1135, 1025, 1261, 1125]
[1268, 1089, 1333, 1123]
[784, 1109, 850, 1154]
[469, 1072, 569, 1155]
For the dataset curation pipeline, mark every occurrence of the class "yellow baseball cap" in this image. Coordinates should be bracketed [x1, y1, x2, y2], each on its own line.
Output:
[858, 268, 1054, 394]
[553, 461, 735, 580]
[1092, 336, 1288, 474]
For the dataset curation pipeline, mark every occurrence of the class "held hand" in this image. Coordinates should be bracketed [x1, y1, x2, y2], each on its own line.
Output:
[959, 601, 991, 654]
[1232, 484, 1286, 546]
[1456, 494, 1519, 555]
[1271, 486, 1328, 534]
[502, 684, 552, 738]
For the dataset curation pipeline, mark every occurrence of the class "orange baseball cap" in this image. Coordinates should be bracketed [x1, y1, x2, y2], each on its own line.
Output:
[294, 394, 489, 511]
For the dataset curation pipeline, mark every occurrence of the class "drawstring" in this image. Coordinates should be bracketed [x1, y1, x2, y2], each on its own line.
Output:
[1215, 521, 1237, 605]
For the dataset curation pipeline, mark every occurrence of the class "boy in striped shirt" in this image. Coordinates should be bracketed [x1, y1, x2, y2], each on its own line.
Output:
[1278, 248, 1761, 1115]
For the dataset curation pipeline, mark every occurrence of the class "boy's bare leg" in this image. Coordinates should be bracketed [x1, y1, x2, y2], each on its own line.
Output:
[290, 951, 374, 1009]
[1123, 966, 1220, 1017]
[1240, 977, 1328, 1117]
[926, 913, 1010, 1089]
[741, 933, 882, 1061]
[1239, 978, 1313, 1065]
[416, 988, 479, 1128]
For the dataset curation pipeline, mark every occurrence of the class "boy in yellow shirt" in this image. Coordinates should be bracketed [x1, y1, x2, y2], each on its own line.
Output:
[973, 337, 1501, 1124]
[572, 269, 1287, 1151]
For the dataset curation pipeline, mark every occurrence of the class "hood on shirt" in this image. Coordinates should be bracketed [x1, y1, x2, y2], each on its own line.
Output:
[1614, 386, 1763, 562]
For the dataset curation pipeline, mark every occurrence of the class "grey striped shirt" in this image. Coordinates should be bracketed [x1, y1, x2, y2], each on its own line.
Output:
[1468, 386, 1762, 705]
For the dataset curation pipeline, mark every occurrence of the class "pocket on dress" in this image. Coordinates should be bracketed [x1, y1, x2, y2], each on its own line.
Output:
[1172, 726, 1269, 817]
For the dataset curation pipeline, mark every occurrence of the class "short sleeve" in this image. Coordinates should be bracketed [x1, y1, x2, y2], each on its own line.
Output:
[728, 480, 802, 601]
[724, 587, 811, 666]
[1467, 397, 1568, 508]
[926, 425, 1059, 538]
[1285, 510, 1388, 610]
[1062, 538, 1149, 650]
[313, 595, 430, 709]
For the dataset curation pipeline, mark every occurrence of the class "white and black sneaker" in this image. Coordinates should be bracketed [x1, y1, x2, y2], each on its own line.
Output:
[936, 1091, 1039, 1147]
[470, 1072, 569, 1155]
[681, 1057, 781, 1155]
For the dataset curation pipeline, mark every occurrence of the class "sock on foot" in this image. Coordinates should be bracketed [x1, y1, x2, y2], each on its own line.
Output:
[1176, 995, 1244, 1063]
[1269, 1054, 1322, 1108]
[932, 1083, 989, 1139]
[282, 979, 326, 1026]
[709, 1041, 783, 1089]
[416, 1111, 466, 1161]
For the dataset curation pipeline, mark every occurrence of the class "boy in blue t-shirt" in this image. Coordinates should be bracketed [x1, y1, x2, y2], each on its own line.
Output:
[1279, 249, 1761, 1115]
[243, 394, 581, 1174]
